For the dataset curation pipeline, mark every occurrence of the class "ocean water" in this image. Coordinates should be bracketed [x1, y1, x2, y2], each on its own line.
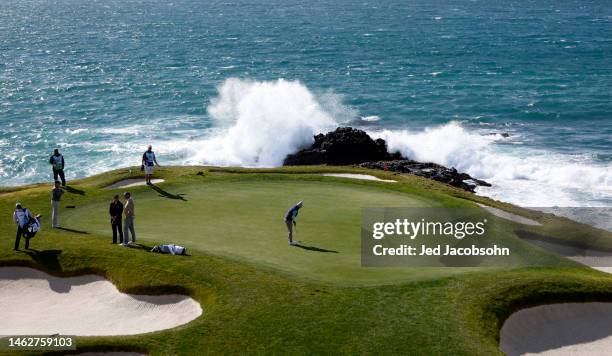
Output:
[1, 0, 611, 208]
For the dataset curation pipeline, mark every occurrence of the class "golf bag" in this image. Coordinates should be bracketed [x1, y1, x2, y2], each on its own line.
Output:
[151, 244, 187, 255]
[24, 216, 41, 239]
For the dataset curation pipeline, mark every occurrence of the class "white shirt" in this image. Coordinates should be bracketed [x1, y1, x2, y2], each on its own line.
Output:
[13, 209, 30, 228]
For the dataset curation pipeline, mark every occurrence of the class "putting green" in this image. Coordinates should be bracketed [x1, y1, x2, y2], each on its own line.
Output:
[63, 178, 479, 284]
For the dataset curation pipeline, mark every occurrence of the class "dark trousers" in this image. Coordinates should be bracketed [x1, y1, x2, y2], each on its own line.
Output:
[111, 218, 123, 244]
[53, 168, 66, 186]
[14, 226, 29, 250]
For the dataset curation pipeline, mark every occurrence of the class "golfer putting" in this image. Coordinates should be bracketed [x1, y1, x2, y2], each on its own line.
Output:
[284, 201, 303, 246]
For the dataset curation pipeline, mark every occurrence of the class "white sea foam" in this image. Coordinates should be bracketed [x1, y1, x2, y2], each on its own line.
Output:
[180, 78, 341, 167]
[361, 115, 381, 122]
[65, 128, 89, 135]
[371, 122, 612, 207]
[177, 80, 611, 208]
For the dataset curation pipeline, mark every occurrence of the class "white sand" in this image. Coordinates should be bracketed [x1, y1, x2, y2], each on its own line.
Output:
[500, 302, 612, 356]
[477, 203, 541, 226]
[0, 267, 202, 336]
[105, 179, 165, 189]
[501, 237, 612, 355]
[321, 173, 396, 182]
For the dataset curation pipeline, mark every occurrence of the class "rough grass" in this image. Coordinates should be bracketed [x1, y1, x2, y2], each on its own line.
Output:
[1, 166, 612, 355]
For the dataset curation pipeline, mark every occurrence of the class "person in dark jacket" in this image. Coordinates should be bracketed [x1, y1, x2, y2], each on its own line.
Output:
[284, 201, 303, 246]
[49, 149, 66, 186]
[109, 195, 124, 244]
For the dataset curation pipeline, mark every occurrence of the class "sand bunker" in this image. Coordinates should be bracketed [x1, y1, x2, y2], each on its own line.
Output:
[0, 267, 202, 336]
[321, 173, 396, 182]
[501, 302, 612, 356]
[477, 203, 541, 226]
[501, 238, 612, 354]
[105, 179, 165, 189]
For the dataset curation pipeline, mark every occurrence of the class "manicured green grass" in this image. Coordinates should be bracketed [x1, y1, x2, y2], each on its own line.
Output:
[60, 173, 585, 284]
[62, 176, 472, 285]
[1, 166, 612, 355]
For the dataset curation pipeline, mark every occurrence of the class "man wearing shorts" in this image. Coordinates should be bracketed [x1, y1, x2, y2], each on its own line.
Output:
[141, 145, 160, 185]
[49, 149, 66, 186]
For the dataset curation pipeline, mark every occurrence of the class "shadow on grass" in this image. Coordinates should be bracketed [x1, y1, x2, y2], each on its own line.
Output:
[150, 184, 187, 201]
[56, 227, 89, 235]
[64, 185, 85, 195]
[22, 249, 62, 271]
[123, 242, 155, 251]
[295, 244, 338, 253]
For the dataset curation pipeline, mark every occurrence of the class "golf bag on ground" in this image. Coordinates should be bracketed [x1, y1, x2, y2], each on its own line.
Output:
[151, 244, 187, 255]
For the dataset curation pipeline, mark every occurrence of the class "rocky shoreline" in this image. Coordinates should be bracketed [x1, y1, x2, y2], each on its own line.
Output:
[358, 160, 491, 192]
[283, 127, 491, 192]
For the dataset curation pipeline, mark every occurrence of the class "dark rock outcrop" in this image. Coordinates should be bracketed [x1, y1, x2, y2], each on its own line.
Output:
[359, 160, 491, 193]
[283, 127, 401, 165]
[283, 126, 491, 192]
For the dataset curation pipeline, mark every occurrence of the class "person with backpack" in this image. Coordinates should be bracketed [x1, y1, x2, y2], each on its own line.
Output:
[284, 201, 303, 246]
[51, 180, 64, 228]
[141, 145, 160, 185]
[109, 194, 124, 244]
[13, 203, 40, 250]
[49, 149, 66, 186]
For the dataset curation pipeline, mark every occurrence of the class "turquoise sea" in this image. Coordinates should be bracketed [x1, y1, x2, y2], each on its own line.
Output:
[1, 0, 610, 207]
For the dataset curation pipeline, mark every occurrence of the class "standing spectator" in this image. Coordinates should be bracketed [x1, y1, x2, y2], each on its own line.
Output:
[51, 181, 64, 228]
[109, 194, 124, 244]
[13, 203, 32, 250]
[141, 145, 160, 185]
[49, 149, 66, 186]
[122, 192, 136, 245]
